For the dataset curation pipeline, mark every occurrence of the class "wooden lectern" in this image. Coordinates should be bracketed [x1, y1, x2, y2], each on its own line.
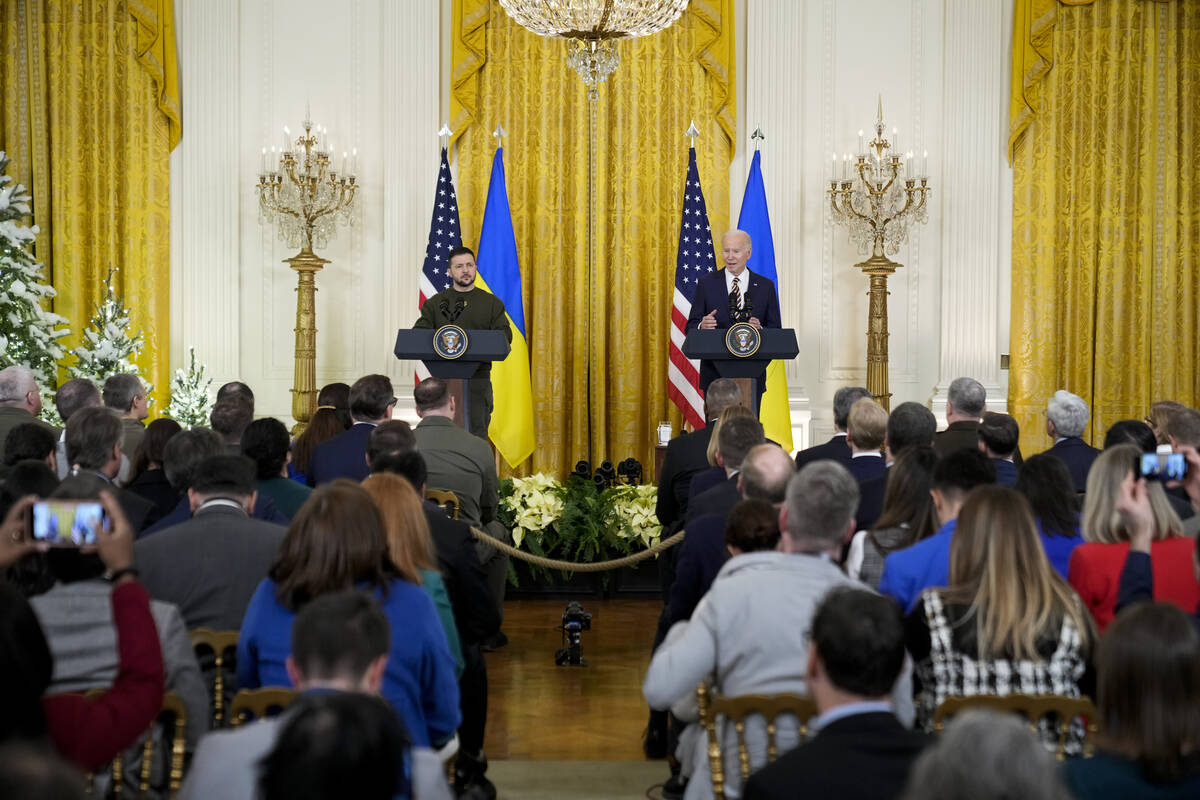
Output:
[682, 328, 800, 415]
[394, 329, 511, 429]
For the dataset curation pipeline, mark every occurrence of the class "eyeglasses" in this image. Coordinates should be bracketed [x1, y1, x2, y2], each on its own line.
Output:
[388, 396, 398, 407]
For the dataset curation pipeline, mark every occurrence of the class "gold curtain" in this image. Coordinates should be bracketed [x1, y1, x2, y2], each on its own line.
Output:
[451, 0, 736, 477]
[1009, 0, 1199, 454]
[0, 0, 180, 409]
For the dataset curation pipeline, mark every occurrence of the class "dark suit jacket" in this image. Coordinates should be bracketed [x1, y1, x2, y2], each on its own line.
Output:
[308, 422, 376, 486]
[856, 469, 889, 532]
[994, 458, 1018, 487]
[685, 268, 782, 391]
[685, 474, 741, 525]
[656, 423, 716, 528]
[424, 501, 500, 646]
[134, 504, 286, 630]
[847, 454, 887, 484]
[125, 468, 181, 521]
[794, 434, 851, 470]
[934, 420, 979, 457]
[666, 513, 729, 627]
[1045, 437, 1101, 494]
[743, 712, 930, 800]
[139, 493, 288, 538]
[687, 465, 726, 500]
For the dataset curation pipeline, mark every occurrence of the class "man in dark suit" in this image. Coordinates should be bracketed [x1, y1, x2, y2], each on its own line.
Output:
[743, 586, 930, 800]
[686, 230, 782, 409]
[1043, 389, 1101, 493]
[64, 405, 158, 532]
[856, 402, 938, 532]
[794, 386, 872, 470]
[978, 411, 1020, 487]
[845, 397, 887, 484]
[135, 455, 285, 631]
[0, 365, 56, 447]
[686, 416, 766, 524]
[308, 374, 395, 486]
[934, 376, 986, 457]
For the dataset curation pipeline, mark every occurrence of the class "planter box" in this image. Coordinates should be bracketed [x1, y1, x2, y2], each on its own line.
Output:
[508, 559, 603, 597]
[612, 558, 663, 596]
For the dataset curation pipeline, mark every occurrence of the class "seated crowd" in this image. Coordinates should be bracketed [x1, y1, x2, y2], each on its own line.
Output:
[2, 363, 1200, 800]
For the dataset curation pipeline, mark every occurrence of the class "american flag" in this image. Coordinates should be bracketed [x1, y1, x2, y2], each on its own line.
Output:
[668, 146, 716, 430]
[416, 147, 463, 381]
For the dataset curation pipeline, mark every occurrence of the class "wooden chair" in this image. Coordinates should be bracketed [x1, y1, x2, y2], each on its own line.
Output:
[932, 693, 1099, 759]
[83, 691, 188, 799]
[697, 683, 817, 800]
[229, 687, 299, 727]
[426, 489, 460, 520]
[188, 628, 239, 727]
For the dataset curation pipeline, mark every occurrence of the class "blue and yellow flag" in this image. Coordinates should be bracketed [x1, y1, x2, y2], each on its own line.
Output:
[737, 149, 793, 451]
[475, 147, 535, 467]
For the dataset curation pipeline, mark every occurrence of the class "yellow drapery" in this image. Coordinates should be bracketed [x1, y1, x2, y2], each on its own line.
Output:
[451, 1, 736, 477]
[1009, 0, 1199, 453]
[0, 0, 180, 409]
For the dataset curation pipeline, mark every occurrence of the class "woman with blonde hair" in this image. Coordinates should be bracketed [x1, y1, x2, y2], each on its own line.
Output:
[906, 485, 1096, 738]
[690, 404, 755, 499]
[1068, 443, 1194, 632]
[362, 472, 463, 677]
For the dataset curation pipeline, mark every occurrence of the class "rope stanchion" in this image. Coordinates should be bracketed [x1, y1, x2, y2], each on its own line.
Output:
[470, 527, 685, 573]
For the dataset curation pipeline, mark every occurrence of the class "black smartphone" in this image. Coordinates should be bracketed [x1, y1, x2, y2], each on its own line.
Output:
[1139, 452, 1189, 482]
[29, 500, 107, 547]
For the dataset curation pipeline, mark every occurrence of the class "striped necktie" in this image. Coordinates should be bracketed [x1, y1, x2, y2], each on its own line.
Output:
[731, 275, 743, 309]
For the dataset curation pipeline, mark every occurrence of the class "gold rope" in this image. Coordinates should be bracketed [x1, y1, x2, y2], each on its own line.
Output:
[471, 527, 685, 572]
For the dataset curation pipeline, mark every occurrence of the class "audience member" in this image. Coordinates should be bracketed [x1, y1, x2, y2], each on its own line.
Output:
[644, 462, 913, 800]
[241, 418, 311, 519]
[905, 486, 1095, 740]
[1043, 389, 1101, 493]
[0, 365, 53, 445]
[1164, 407, 1200, 534]
[102, 373, 149, 470]
[902, 710, 1071, 800]
[309, 375, 395, 486]
[125, 418, 183, 520]
[362, 472, 464, 677]
[689, 404, 755, 500]
[1069, 444, 1195, 631]
[1103, 418, 1157, 452]
[844, 397, 887, 484]
[878, 449, 996, 612]
[657, 379, 744, 529]
[855, 401, 938, 531]
[0, 741, 86, 800]
[64, 406, 158, 531]
[365, 420, 416, 471]
[846, 445, 939, 589]
[933, 377, 986, 458]
[722, 499, 781, 555]
[1014, 454, 1085, 579]
[794, 386, 872, 470]
[3, 422, 57, 473]
[215, 381, 254, 412]
[1146, 399, 1187, 446]
[1, 461, 60, 512]
[685, 415, 766, 523]
[977, 411, 1019, 487]
[210, 395, 253, 454]
[744, 587, 930, 800]
[0, 493, 165, 773]
[135, 455, 285, 631]
[52, 379, 103, 480]
[178, 592, 452, 800]
[236, 480, 460, 748]
[288, 383, 352, 485]
[1062, 603, 1200, 798]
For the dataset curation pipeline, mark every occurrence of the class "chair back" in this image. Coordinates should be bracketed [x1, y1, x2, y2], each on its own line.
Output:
[188, 628, 239, 727]
[83, 691, 188, 799]
[230, 687, 299, 727]
[697, 683, 817, 800]
[932, 693, 1099, 759]
[426, 489, 460, 520]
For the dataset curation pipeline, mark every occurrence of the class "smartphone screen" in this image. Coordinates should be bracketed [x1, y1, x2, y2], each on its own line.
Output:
[30, 500, 105, 547]
[1140, 452, 1188, 482]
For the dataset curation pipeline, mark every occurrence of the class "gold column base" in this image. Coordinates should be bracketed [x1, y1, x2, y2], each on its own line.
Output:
[855, 253, 900, 412]
[285, 247, 329, 435]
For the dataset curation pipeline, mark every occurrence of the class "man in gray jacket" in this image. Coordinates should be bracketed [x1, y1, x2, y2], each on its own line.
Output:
[643, 461, 914, 800]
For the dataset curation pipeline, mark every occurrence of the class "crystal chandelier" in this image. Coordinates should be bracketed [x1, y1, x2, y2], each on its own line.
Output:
[498, 0, 690, 100]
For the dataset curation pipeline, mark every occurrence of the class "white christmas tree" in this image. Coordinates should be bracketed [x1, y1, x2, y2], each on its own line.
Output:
[166, 347, 213, 428]
[69, 267, 152, 404]
[0, 150, 70, 417]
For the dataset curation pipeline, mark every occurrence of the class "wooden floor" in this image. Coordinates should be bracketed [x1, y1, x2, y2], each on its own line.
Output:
[483, 597, 660, 760]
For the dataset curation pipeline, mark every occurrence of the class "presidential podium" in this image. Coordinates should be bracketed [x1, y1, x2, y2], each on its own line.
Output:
[682, 328, 799, 415]
[394, 329, 510, 430]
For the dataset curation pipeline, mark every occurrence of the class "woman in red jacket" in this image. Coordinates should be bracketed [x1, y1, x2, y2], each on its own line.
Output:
[0, 492, 165, 770]
[1068, 444, 1197, 631]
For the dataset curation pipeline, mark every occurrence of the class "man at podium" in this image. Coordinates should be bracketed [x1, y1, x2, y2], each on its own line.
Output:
[415, 245, 512, 438]
[687, 230, 781, 406]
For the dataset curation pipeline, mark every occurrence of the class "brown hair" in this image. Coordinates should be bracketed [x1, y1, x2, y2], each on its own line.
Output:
[706, 404, 754, 466]
[270, 480, 396, 611]
[723, 498, 780, 553]
[1082, 444, 1182, 545]
[1146, 400, 1188, 446]
[847, 397, 887, 451]
[945, 486, 1095, 661]
[1097, 603, 1200, 783]
[361, 473, 437, 585]
[290, 407, 349, 476]
[131, 418, 182, 478]
[869, 445, 939, 553]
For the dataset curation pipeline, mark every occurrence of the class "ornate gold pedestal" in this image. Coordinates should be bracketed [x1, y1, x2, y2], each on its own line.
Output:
[856, 252, 900, 411]
[285, 248, 328, 434]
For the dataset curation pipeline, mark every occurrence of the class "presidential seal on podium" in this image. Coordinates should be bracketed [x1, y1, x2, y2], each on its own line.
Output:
[725, 323, 761, 358]
[433, 324, 469, 360]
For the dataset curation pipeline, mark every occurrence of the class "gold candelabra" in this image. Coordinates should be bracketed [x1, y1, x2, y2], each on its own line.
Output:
[256, 113, 358, 432]
[829, 99, 931, 410]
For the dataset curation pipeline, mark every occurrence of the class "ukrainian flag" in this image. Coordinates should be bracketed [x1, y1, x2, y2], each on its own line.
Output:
[474, 147, 535, 467]
[738, 149, 793, 451]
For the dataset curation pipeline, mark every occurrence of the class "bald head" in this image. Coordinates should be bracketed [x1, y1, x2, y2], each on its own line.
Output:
[721, 230, 752, 275]
[0, 365, 40, 414]
[738, 444, 796, 503]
